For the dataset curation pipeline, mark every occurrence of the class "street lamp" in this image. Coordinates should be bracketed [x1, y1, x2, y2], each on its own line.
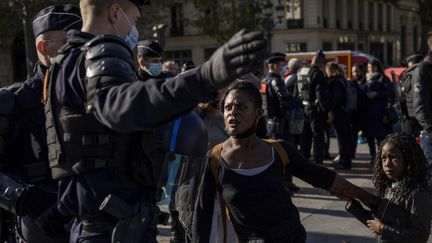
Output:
[13, 0, 36, 79]
[255, 0, 285, 52]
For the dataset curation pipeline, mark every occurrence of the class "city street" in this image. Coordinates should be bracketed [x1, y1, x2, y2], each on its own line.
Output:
[157, 138, 432, 243]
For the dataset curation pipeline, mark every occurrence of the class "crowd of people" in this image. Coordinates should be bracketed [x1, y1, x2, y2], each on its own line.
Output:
[0, 1, 431, 243]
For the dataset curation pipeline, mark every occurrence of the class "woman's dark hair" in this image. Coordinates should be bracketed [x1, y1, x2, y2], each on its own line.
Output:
[373, 133, 431, 204]
[368, 59, 384, 74]
[220, 80, 262, 113]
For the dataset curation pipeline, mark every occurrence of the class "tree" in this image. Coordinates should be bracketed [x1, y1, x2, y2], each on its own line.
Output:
[188, 0, 259, 43]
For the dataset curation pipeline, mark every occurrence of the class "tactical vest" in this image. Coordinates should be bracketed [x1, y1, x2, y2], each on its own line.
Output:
[400, 64, 419, 118]
[296, 66, 312, 102]
[45, 36, 141, 180]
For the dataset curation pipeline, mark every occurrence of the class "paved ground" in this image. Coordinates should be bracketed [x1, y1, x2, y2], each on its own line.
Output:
[157, 139, 432, 243]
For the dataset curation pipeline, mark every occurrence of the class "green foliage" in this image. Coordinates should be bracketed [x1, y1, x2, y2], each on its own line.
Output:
[189, 0, 258, 43]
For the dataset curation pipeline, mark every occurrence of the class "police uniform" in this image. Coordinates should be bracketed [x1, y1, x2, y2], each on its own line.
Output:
[0, 5, 82, 243]
[43, 1, 267, 242]
[137, 40, 172, 81]
[263, 52, 298, 141]
[298, 51, 329, 164]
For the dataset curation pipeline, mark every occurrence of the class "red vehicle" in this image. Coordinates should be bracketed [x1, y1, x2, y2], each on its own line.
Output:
[285, 50, 377, 79]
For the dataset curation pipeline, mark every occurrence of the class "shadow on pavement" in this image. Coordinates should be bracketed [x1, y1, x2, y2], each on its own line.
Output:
[306, 232, 375, 243]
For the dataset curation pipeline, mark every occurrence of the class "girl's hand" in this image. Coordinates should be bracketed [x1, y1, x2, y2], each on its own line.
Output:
[366, 217, 384, 234]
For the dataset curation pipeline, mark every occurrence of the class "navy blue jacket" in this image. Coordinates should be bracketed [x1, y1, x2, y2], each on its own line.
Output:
[2, 65, 50, 184]
[55, 30, 216, 217]
[265, 72, 298, 118]
[365, 73, 390, 137]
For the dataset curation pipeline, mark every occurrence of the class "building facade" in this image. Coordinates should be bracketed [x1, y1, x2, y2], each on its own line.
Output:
[161, 0, 420, 67]
[0, 0, 422, 86]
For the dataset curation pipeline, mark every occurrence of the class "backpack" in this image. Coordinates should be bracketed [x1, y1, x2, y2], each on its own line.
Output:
[338, 78, 358, 112]
[399, 64, 419, 118]
[209, 139, 289, 243]
[296, 65, 312, 101]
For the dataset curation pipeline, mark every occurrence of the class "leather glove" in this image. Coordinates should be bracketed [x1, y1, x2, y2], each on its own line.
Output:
[34, 204, 71, 238]
[200, 29, 267, 91]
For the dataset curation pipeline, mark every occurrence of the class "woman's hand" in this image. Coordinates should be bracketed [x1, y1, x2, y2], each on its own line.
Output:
[367, 217, 384, 234]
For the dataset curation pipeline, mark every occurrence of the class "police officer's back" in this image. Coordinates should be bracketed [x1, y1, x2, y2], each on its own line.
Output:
[297, 50, 329, 164]
[44, 0, 267, 242]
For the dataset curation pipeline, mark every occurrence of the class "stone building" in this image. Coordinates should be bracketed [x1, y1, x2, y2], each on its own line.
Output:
[0, 0, 422, 86]
[161, 0, 421, 67]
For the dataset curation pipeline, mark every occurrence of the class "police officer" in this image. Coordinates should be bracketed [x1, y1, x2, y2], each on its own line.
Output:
[137, 39, 170, 81]
[414, 30, 432, 169]
[263, 52, 298, 141]
[44, 0, 267, 242]
[0, 4, 82, 242]
[262, 52, 300, 192]
[297, 50, 329, 165]
[399, 53, 423, 136]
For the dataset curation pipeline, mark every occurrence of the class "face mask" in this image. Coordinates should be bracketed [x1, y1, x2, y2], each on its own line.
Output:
[280, 66, 288, 77]
[114, 8, 139, 50]
[145, 63, 162, 77]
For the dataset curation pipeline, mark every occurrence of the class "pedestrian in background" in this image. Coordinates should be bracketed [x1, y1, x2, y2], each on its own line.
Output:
[365, 60, 391, 164]
[350, 64, 367, 159]
[325, 62, 352, 170]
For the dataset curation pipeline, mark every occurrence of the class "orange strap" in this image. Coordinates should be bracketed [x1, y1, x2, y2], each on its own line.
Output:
[42, 69, 49, 105]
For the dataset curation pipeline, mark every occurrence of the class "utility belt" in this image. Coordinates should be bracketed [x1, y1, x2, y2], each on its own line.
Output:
[79, 194, 161, 242]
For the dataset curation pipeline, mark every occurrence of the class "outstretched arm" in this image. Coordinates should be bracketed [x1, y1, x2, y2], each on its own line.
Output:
[328, 174, 380, 210]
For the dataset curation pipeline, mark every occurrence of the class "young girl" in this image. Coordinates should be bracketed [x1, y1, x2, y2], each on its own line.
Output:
[367, 133, 432, 242]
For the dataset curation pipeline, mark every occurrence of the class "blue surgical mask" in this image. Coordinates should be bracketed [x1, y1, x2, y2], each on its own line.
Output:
[280, 66, 288, 77]
[145, 63, 162, 77]
[115, 8, 139, 50]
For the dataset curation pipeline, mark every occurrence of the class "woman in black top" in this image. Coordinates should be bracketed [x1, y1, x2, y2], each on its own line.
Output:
[192, 81, 379, 243]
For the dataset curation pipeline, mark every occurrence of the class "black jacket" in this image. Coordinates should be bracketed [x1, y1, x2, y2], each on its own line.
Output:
[413, 55, 432, 132]
[265, 72, 298, 118]
[307, 65, 329, 114]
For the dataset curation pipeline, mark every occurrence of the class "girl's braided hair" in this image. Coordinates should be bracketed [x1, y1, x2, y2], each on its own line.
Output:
[372, 133, 431, 204]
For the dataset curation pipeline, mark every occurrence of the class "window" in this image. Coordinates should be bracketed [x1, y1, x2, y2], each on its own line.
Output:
[347, 0, 353, 29]
[322, 42, 333, 51]
[378, 3, 383, 31]
[204, 48, 217, 61]
[337, 42, 355, 50]
[386, 5, 392, 31]
[336, 0, 342, 29]
[401, 25, 406, 58]
[286, 43, 307, 53]
[358, 0, 364, 30]
[387, 42, 393, 65]
[323, 0, 329, 28]
[368, 1, 374, 31]
[164, 50, 192, 64]
[170, 3, 184, 36]
[286, 0, 303, 28]
[370, 42, 384, 61]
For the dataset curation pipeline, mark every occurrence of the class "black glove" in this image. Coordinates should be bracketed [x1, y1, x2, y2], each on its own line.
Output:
[34, 204, 71, 238]
[200, 29, 267, 91]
